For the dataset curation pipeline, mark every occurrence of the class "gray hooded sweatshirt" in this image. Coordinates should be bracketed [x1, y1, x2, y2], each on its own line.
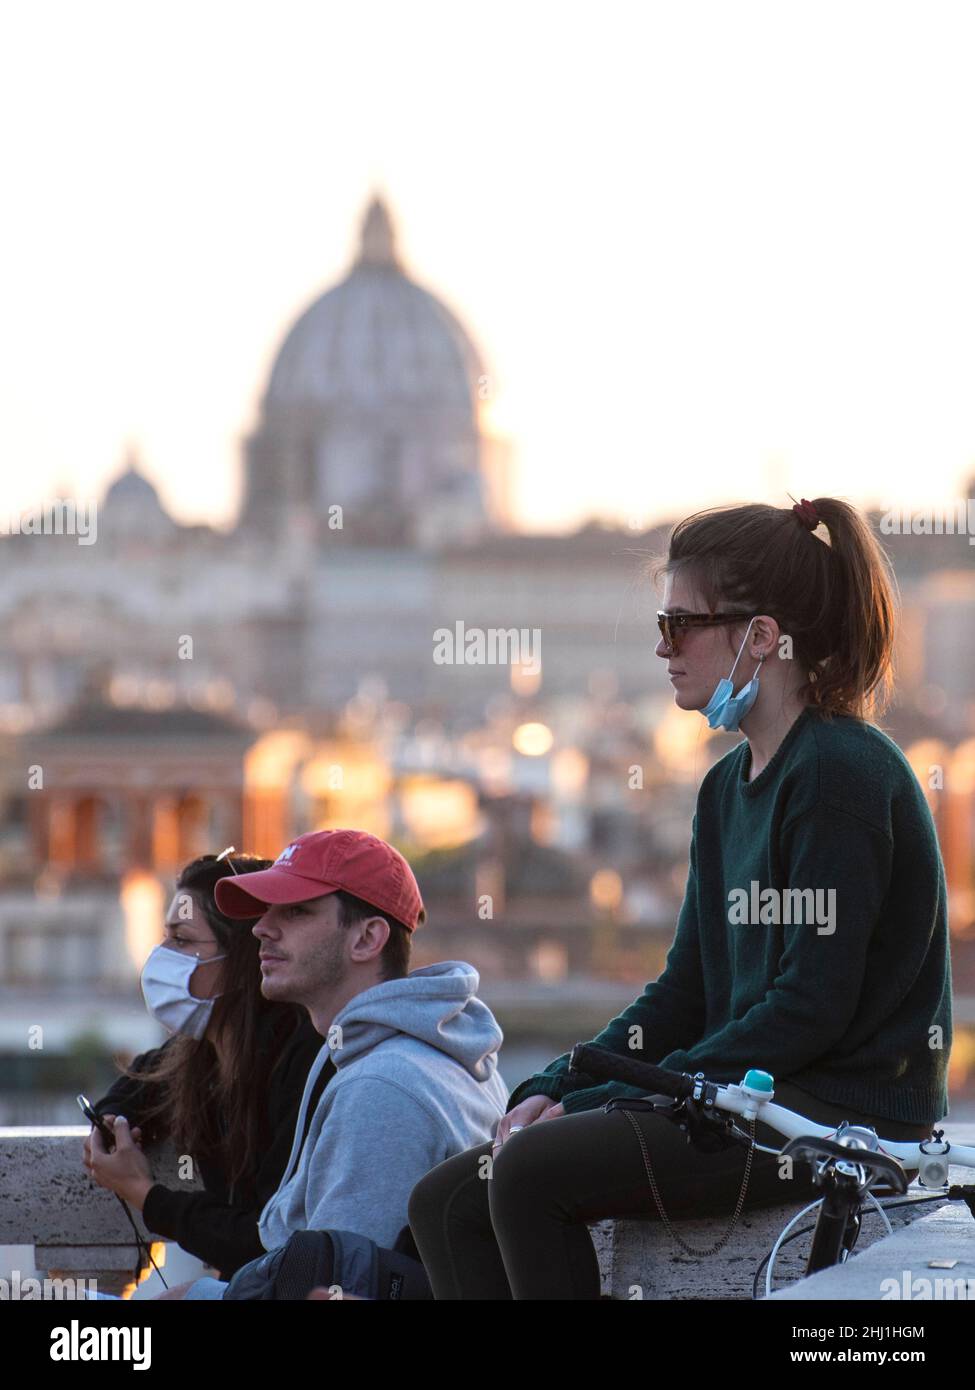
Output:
[258, 960, 509, 1252]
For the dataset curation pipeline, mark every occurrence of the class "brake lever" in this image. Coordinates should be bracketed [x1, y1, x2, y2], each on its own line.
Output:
[605, 1092, 751, 1156]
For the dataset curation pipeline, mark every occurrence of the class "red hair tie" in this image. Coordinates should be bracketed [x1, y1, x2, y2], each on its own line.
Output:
[792, 498, 820, 531]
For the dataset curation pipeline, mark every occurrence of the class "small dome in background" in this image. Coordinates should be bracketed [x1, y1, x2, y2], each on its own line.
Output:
[101, 450, 175, 541]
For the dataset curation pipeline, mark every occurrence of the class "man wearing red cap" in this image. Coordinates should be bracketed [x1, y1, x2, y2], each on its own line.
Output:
[165, 828, 508, 1299]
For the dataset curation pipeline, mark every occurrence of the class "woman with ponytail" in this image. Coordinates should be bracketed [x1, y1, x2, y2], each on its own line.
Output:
[409, 496, 953, 1299]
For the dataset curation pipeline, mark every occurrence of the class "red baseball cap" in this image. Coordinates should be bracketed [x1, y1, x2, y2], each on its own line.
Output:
[214, 829, 425, 932]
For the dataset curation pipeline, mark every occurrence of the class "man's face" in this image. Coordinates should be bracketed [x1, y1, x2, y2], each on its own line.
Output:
[251, 892, 348, 1005]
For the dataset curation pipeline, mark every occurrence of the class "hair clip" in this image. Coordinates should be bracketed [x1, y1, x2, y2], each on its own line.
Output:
[791, 497, 821, 531]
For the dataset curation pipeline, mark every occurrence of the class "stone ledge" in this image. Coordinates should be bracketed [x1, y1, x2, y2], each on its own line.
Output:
[590, 1198, 936, 1299]
[3, 1125, 973, 1300]
[0, 1126, 202, 1246]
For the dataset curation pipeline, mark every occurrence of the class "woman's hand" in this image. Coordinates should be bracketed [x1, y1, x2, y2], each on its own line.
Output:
[536, 1101, 565, 1122]
[493, 1094, 565, 1148]
[83, 1112, 144, 1168]
[82, 1114, 108, 1175]
[87, 1115, 154, 1211]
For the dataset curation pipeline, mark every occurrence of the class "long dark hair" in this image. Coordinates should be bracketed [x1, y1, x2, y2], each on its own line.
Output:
[120, 853, 305, 1194]
[651, 497, 898, 721]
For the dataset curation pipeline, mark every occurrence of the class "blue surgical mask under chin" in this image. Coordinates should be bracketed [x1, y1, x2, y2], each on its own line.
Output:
[699, 619, 765, 732]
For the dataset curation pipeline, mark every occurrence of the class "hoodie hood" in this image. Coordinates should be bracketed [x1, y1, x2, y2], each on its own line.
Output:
[327, 960, 503, 1081]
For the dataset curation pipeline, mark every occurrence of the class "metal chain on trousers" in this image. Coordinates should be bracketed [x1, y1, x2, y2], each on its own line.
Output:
[618, 1107, 757, 1257]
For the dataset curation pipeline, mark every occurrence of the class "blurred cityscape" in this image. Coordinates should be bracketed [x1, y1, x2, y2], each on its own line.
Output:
[2, 196, 974, 1121]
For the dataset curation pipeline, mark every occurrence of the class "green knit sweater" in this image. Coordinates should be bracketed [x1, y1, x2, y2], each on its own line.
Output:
[508, 707, 953, 1126]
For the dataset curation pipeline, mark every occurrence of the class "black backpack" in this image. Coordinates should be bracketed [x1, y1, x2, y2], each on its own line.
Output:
[222, 1225, 432, 1301]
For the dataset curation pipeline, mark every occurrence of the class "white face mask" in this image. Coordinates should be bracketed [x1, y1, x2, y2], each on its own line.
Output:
[141, 942, 227, 1039]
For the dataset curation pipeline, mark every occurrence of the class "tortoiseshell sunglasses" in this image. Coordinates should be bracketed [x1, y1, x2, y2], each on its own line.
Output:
[656, 610, 753, 656]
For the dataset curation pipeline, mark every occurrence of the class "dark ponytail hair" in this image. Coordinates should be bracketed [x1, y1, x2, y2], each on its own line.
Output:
[652, 498, 898, 721]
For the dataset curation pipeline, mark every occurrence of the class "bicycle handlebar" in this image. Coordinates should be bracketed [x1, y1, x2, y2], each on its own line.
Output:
[569, 1043, 692, 1099]
[567, 1042, 975, 1176]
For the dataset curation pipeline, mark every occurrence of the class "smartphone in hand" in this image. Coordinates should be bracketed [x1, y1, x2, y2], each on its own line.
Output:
[77, 1093, 116, 1153]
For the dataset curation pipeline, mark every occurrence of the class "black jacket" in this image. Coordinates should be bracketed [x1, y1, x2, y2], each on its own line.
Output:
[93, 1010, 333, 1277]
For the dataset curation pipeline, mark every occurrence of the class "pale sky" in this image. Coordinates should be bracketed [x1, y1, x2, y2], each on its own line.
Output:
[3, 1, 975, 535]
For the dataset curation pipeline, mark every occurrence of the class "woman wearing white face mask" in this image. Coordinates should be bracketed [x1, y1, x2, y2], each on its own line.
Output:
[83, 852, 329, 1279]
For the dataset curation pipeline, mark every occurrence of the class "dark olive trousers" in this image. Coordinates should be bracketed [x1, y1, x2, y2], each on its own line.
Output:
[408, 1080, 931, 1300]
